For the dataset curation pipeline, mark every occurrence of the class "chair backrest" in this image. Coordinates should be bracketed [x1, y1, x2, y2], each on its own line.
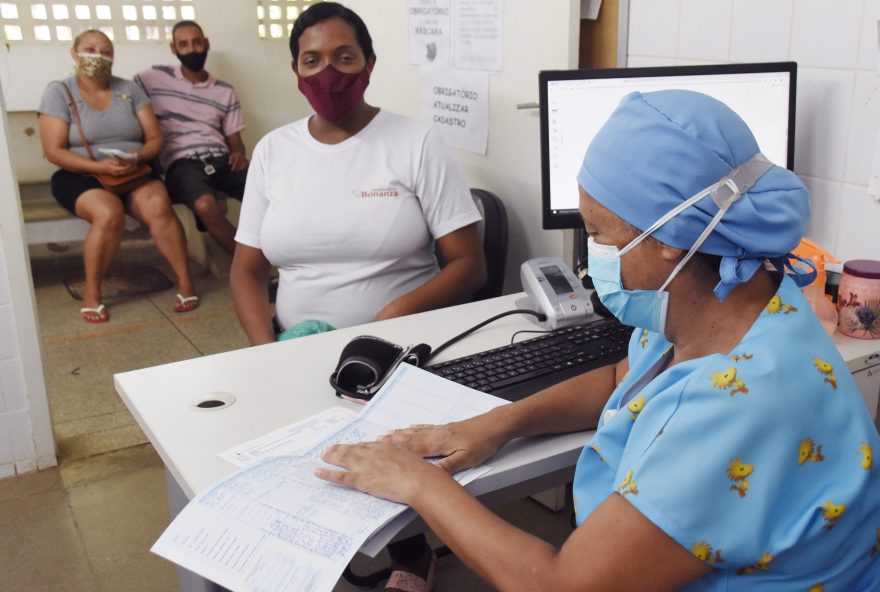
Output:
[435, 188, 508, 301]
[469, 188, 509, 300]
[460, 188, 507, 301]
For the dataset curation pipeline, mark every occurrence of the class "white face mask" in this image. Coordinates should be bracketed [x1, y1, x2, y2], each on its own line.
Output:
[587, 152, 775, 334]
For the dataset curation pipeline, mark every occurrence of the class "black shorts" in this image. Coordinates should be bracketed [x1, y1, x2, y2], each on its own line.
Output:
[164, 155, 247, 210]
[49, 168, 161, 214]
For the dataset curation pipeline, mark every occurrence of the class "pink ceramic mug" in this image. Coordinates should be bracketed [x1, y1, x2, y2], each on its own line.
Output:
[837, 259, 880, 339]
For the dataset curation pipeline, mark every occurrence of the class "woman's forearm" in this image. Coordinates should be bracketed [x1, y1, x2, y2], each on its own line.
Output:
[230, 261, 275, 346]
[376, 254, 485, 320]
[137, 135, 163, 163]
[487, 362, 617, 443]
[45, 147, 102, 174]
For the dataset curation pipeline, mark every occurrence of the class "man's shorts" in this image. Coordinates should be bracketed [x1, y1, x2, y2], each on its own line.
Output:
[164, 154, 248, 211]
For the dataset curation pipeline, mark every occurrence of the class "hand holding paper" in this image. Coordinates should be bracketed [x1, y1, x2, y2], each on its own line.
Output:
[98, 147, 138, 162]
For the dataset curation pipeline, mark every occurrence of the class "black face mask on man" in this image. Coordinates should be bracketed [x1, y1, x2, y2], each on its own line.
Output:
[176, 49, 208, 72]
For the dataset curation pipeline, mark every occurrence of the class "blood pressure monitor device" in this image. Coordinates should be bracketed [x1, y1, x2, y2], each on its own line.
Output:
[515, 257, 594, 330]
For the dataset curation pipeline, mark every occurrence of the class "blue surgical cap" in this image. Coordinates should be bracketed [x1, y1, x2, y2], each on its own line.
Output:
[577, 89, 811, 300]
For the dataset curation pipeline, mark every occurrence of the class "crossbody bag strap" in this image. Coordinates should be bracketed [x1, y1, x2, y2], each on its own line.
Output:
[58, 82, 97, 161]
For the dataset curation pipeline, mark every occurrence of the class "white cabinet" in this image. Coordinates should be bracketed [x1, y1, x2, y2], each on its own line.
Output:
[834, 334, 880, 431]
[852, 361, 880, 430]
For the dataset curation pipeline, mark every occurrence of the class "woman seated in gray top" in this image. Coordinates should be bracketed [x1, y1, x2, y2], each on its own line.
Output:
[39, 29, 198, 323]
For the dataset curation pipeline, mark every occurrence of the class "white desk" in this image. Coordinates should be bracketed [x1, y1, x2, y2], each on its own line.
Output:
[115, 294, 591, 591]
[114, 293, 880, 591]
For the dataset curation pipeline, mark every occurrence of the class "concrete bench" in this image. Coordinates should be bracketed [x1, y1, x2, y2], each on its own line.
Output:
[19, 181, 235, 278]
[11, 110, 233, 277]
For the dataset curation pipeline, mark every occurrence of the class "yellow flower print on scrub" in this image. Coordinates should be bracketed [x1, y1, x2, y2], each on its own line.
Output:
[731, 352, 753, 363]
[691, 540, 724, 565]
[710, 367, 749, 396]
[821, 500, 846, 531]
[639, 329, 649, 348]
[813, 358, 838, 390]
[736, 551, 774, 575]
[860, 442, 873, 470]
[798, 439, 825, 465]
[617, 469, 639, 496]
[590, 443, 605, 462]
[627, 394, 647, 420]
[766, 294, 798, 314]
[727, 458, 754, 498]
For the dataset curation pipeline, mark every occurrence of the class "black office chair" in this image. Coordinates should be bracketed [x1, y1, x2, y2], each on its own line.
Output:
[470, 188, 509, 300]
[436, 188, 509, 301]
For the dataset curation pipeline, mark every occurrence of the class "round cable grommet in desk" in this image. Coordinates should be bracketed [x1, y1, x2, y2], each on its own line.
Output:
[189, 392, 237, 411]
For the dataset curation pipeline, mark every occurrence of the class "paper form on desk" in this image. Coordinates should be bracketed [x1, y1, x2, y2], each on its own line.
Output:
[152, 364, 508, 592]
[218, 407, 359, 467]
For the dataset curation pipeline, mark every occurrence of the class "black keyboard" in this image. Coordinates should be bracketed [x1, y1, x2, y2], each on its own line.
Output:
[425, 317, 633, 401]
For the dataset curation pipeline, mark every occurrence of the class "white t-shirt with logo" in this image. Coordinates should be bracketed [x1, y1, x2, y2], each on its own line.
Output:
[236, 109, 482, 330]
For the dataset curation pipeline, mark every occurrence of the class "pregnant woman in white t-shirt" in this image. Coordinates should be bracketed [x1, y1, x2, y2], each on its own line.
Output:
[231, 3, 486, 345]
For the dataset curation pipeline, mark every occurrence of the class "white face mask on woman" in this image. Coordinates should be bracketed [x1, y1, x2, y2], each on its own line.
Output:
[76, 53, 113, 83]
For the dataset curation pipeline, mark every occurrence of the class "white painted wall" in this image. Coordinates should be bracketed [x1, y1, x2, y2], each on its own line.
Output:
[627, 0, 880, 263]
[0, 79, 55, 479]
[0, 0, 579, 477]
[342, 0, 580, 290]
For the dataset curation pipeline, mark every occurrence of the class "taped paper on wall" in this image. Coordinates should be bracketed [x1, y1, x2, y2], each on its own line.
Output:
[407, 0, 452, 67]
[452, 0, 504, 72]
[420, 66, 489, 154]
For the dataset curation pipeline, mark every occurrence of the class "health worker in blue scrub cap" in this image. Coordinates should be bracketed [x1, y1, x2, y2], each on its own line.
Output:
[316, 90, 880, 591]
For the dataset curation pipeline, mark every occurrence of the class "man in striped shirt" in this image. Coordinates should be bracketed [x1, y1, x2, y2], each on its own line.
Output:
[136, 20, 248, 254]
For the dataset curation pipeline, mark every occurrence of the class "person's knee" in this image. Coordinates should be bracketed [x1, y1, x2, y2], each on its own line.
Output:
[140, 191, 175, 222]
[192, 194, 222, 222]
[90, 203, 125, 233]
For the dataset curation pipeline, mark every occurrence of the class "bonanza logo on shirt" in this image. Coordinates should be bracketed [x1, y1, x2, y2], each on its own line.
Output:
[354, 187, 400, 198]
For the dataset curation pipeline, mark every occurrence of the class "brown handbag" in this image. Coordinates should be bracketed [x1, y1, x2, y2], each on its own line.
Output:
[60, 82, 153, 195]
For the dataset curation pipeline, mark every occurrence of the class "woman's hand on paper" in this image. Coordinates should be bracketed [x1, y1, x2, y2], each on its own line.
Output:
[381, 416, 505, 475]
[315, 441, 445, 504]
[96, 156, 137, 176]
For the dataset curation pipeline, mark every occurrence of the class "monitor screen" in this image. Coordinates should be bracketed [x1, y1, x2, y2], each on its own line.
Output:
[539, 62, 796, 230]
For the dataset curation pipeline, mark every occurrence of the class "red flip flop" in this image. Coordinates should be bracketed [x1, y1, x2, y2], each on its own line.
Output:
[386, 549, 436, 592]
[174, 293, 200, 314]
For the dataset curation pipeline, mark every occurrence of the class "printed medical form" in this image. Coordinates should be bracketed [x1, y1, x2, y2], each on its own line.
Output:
[152, 365, 508, 592]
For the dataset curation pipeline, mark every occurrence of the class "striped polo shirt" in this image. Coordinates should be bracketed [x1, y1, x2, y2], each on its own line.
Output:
[135, 64, 245, 171]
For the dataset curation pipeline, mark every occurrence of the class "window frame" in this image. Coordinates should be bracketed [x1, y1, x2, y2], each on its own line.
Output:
[0, 0, 197, 45]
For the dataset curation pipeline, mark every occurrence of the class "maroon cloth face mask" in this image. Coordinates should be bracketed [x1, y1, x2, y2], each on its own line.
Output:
[297, 64, 370, 123]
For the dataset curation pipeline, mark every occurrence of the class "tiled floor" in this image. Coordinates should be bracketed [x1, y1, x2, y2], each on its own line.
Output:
[1, 249, 575, 591]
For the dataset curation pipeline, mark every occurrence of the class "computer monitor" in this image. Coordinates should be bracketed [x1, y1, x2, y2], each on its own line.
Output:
[539, 62, 797, 230]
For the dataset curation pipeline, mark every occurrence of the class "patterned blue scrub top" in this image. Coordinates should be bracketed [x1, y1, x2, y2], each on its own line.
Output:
[572, 275, 880, 591]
